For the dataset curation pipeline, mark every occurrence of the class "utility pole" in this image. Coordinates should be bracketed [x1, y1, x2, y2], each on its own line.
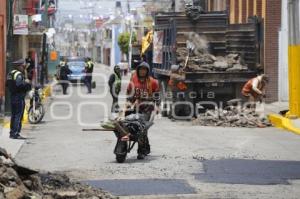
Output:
[41, 0, 49, 86]
[288, 0, 300, 118]
[5, 0, 14, 114]
[127, 0, 130, 14]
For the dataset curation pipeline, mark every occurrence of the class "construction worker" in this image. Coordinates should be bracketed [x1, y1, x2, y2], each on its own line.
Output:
[56, 58, 66, 80]
[85, 57, 94, 94]
[126, 61, 160, 160]
[108, 65, 122, 113]
[58, 59, 72, 95]
[6, 59, 32, 139]
[25, 51, 34, 81]
[242, 74, 269, 109]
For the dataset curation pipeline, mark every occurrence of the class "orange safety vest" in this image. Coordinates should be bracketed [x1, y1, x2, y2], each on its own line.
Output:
[242, 78, 264, 97]
[128, 72, 159, 102]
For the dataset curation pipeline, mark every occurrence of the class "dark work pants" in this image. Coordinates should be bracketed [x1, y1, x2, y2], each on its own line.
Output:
[10, 95, 25, 137]
[85, 75, 92, 93]
[61, 83, 68, 95]
[110, 90, 119, 113]
[137, 111, 151, 155]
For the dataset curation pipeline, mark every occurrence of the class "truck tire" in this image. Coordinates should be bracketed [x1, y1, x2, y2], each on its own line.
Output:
[172, 85, 194, 120]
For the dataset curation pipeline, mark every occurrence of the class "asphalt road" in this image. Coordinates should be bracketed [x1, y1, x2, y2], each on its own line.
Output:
[16, 64, 300, 199]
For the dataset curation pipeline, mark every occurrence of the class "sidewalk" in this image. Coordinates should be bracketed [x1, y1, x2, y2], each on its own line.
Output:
[0, 121, 25, 158]
[263, 101, 289, 115]
[0, 83, 53, 158]
[265, 101, 300, 134]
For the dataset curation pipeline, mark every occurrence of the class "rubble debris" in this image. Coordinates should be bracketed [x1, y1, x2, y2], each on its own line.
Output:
[192, 103, 272, 128]
[177, 32, 249, 72]
[0, 148, 118, 199]
[185, 2, 205, 22]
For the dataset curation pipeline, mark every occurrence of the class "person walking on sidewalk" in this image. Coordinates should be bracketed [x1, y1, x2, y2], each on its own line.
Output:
[84, 57, 94, 94]
[6, 59, 32, 139]
[108, 65, 122, 113]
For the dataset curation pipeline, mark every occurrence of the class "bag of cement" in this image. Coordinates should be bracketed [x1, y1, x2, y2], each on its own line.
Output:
[101, 121, 116, 130]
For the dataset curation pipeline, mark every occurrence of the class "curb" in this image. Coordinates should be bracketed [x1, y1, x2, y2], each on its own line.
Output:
[3, 85, 52, 129]
[268, 114, 300, 135]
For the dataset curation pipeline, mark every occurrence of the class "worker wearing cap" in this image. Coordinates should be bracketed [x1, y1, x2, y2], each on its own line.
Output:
[6, 59, 32, 139]
[126, 61, 160, 160]
[108, 65, 122, 113]
[242, 74, 269, 109]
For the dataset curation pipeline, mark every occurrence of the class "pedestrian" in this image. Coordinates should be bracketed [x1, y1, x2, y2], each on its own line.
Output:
[58, 59, 72, 95]
[37, 60, 43, 83]
[108, 65, 122, 113]
[125, 61, 160, 159]
[6, 59, 32, 139]
[242, 74, 269, 110]
[84, 57, 94, 94]
[25, 51, 34, 81]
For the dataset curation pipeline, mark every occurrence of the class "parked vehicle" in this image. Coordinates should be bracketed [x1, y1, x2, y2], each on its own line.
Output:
[28, 87, 45, 124]
[67, 60, 86, 83]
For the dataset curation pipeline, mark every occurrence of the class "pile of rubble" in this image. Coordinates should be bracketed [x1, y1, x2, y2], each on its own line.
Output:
[192, 101, 272, 128]
[176, 32, 248, 72]
[177, 49, 248, 72]
[0, 147, 117, 199]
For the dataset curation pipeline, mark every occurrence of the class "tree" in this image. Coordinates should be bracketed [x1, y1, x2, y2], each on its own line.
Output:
[117, 32, 136, 58]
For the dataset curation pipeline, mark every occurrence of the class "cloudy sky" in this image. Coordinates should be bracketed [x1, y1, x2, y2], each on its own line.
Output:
[57, 0, 145, 23]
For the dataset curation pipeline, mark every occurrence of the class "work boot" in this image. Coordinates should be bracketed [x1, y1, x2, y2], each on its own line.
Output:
[144, 137, 151, 155]
[145, 145, 150, 155]
[9, 134, 26, 140]
[137, 153, 145, 160]
[137, 144, 147, 159]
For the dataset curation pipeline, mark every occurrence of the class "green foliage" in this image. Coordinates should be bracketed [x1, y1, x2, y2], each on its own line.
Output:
[117, 32, 136, 55]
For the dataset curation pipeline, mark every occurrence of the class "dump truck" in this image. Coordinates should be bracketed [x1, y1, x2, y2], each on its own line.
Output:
[151, 10, 262, 118]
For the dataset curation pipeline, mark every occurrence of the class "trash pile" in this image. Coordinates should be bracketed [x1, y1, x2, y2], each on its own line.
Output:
[176, 32, 248, 72]
[192, 100, 272, 128]
[0, 147, 117, 199]
[185, 2, 205, 21]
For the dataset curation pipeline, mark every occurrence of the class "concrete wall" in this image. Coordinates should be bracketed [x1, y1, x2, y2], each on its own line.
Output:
[12, 35, 29, 61]
[111, 25, 122, 67]
[0, 0, 6, 98]
[278, 0, 289, 102]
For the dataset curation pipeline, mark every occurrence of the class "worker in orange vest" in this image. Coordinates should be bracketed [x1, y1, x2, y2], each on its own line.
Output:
[242, 74, 269, 109]
[126, 62, 160, 160]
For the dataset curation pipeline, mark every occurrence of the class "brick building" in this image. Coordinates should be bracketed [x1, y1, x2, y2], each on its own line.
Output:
[206, 0, 282, 102]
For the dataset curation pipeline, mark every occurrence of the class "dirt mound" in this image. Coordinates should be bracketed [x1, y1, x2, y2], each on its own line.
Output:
[0, 148, 118, 199]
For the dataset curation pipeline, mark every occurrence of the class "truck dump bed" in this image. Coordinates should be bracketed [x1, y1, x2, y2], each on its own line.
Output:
[153, 11, 260, 77]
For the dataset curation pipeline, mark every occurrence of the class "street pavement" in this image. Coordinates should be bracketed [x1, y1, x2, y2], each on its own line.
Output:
[11, 64, 300, 199]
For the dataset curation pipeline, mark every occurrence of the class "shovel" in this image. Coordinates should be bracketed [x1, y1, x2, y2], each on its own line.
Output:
[183, 40, 195, 70]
